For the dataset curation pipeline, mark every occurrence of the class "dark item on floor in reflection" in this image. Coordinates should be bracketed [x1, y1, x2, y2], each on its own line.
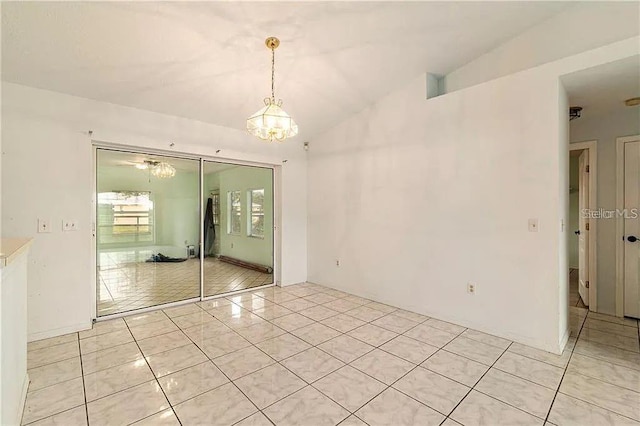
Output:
[204, 197, 216, 257]
[218, 255, 273, 274]
[145, 253, 188, 263]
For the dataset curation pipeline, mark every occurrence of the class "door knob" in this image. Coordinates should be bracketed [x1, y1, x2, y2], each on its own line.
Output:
[574, 230, 581, 235]
[627, 236, 638, 243]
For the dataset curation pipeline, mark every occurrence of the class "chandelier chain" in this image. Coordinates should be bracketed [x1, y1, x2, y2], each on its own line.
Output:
[271, 46, 275, 101]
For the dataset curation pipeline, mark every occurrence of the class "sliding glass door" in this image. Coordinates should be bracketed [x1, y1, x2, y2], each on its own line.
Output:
[96, 149, 201, 317]
[202, 161, 274, 297]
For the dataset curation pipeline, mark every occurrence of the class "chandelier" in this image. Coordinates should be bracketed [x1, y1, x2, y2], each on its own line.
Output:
[151, 162, 176, 178]
[246, 37, 298, 142]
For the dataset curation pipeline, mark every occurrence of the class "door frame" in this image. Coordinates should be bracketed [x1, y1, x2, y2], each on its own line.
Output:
[90, 141, 282, 321]
[569, 140, 598, 312]
[615, 134, 640, 317]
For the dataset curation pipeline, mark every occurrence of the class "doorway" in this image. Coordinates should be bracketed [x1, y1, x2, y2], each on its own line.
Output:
[568, 141, 597, 311]
[616, 135, 640, 319]
[93, 146, 277, 319]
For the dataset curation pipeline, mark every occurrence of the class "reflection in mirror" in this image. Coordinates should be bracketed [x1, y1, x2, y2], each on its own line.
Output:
[96, 149, 200, 316]
[203, 161, 274, 297]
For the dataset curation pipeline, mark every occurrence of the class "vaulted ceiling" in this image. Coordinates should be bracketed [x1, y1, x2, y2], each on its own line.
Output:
[1, 2, 580, 139]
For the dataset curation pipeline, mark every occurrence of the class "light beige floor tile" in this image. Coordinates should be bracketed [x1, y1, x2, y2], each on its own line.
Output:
[339, 416, 369, 426]
[28, 341, 80, 369]
[81, 342, 143, 375]
[321, 313, 367, 333]
[219, 312, 266, 330]
[421, 350, 489, 387]
[508, 342, 572, 368]
[279, 298, 318, 312]
[131, 409, 180, 426]
[461, 329, 512, 350]
[444, 336, 504, 366]
[345, 305, 386, 322]
[302, 292, 338, 305]
[365, 302, 397, 314]
[567, 353, 640, 392]
[356, 387, 445, 426]
[79, 319, 127, 340]
[128, 319, 179, 341]
[235, 322, 286, 344]
[80, 329, 135, 355]
[87, 381, 169, 426]
[476, 369, 555, 418]
[281, 347, 345, 383]
[393, 310, 430, 323]
[573, 339, 640, 371]
[27, 357, 82, 391]
[271, 312, 316, 332]
[255, 333, 311, 361]
[494, 351, 564, 389]
[326, 298, 363, 313]
[22, 377, 85, 425]
[583, 318, 639, 338]
[263, 386, 349, 426]
[157, 361, 229, 405]
[588, 312, 638, 327]
[559, 372, 640, 421]
[394, 367, 470, 415]
[341, 295, 371, 306]
[451, 390, 542, 426]
[351, 348, 414, 385]
[372, 314, 420, 334]
[314, 365, 386, 412]
[234, 412, 274, 426]
[124, 310, 168, 327]
[198, 298, 233, 310]
[171, 311, 217, 329]
[379, 335, 439, 364]
[197, 331, 253, 359]
[163, 303, 203, 318]
[136, 330, 192, 356]
[291, 322, 342, 346]
[253, 304, 294, 320]
[298, 305, 340, 321]
[28, 333, 78, 352]
[425, 319, 466, 335]
[441, 419, 463, 426]
[28, 406, 87, 426]
[548, 393, 640, 426]
[579, 328, 640, 353]
[181, 319, 233, 345]
[235, 363, 306, 409]
[176, 382, 256, 426]
[318, 334, 375, 363]
[348, 324, 398, 347]
[146, 344, 208, 378]
[83, 359, 154, 402]
[213, 345, 274, 380]
[404, 324, 457, 348]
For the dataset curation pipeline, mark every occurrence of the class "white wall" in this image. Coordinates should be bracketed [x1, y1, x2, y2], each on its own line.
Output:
[307, 38, 638, 353]
[1, 83, 307, 340]
[442, 2, 639, 93]
[570, 107, 640, 315]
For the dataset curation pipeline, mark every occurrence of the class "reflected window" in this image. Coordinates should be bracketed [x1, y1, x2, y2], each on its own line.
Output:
[228, 191, 241, 235]
[249, 189, 265, 238]
[97, 191, 153, 244]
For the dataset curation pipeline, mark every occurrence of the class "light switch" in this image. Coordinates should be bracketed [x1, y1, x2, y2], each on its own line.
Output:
[528, 218, 539, 232]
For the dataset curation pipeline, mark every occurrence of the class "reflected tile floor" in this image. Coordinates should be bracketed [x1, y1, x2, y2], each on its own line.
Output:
[98, 257, 273, 316]
[25, 283, 640, 425]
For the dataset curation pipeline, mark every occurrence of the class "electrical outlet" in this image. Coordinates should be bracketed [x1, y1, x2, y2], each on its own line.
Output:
[336, 260, 340, 267]
[70, 221, 78, 231]
[38, 218, 52, 233]
[63, 220, 79, 231]
[467, 282, 476, 294]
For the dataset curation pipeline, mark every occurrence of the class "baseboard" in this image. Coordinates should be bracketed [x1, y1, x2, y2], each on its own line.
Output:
[13, 373, 30, 426]
[559, 328, 570, 355]
[28, 321, 92, 342]
[279, 281, 307, 288]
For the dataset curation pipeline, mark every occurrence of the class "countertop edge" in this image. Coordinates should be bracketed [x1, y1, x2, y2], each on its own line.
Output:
[0, 238, 34, 269]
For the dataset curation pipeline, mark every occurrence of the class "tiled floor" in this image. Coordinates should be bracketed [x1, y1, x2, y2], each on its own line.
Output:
[568, 269, 587, 309]
[25, 283, 640, 425]
[98, 257, 273, 316]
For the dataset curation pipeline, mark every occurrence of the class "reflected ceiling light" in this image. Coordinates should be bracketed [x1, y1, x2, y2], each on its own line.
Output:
[151, 162, 176, 178]
[246, 37, 298, 142]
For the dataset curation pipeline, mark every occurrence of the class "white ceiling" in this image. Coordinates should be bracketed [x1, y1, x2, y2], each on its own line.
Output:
[563, 55, 640, 119]
[2, 2, 575, 139]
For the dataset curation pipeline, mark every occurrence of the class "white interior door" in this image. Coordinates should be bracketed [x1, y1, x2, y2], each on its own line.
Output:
[578, 150, 590, 306]
[624, 141, 640, 319]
